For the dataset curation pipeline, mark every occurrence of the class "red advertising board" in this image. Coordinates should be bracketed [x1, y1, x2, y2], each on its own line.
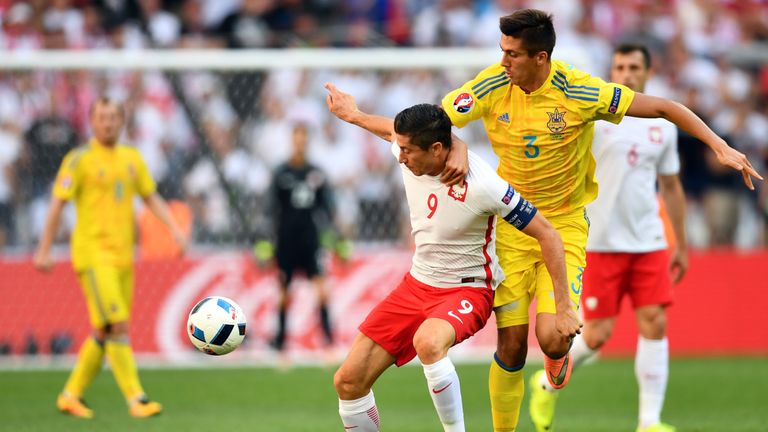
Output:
[1, 249, 766, 364]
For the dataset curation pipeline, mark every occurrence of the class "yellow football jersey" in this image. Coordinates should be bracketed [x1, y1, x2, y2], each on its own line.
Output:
[53, 139, 156, 270]
[442, 59, 635, 217]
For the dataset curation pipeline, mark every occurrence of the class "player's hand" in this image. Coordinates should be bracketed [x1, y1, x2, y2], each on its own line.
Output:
[324, 83, 359, 122]
[441, 135, 469, 186]
[555, 308, 582, 339]
[669, 247, 688, 284]
[33, 249, 54, 273]
[715, 144, 763, 190]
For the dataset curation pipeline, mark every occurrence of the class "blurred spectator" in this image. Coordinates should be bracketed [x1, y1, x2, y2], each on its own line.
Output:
[184, 119, 268, 241]
[0, 0, 764, 250]
[137, 0, 181, 48]
[0, 124, 19, 249]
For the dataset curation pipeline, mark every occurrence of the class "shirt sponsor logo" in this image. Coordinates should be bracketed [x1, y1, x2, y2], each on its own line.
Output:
[609, 87, 622, 114]
[502, 185, 515, 204]
[453, 92, 474, 114]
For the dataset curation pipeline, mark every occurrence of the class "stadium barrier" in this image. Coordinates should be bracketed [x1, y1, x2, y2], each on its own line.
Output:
[1, 249, 766, 367]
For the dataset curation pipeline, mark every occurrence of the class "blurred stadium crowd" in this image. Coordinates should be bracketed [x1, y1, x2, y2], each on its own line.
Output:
[0, 0, 766, 252]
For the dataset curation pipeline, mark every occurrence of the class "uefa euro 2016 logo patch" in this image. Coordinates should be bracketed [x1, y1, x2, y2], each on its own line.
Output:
[453, 92, 474, 114]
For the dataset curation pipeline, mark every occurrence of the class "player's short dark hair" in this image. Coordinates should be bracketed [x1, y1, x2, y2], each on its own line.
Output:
[499, 9, 556, 59]
[394, 104, 452, 151]
[614, 43, 652, 69]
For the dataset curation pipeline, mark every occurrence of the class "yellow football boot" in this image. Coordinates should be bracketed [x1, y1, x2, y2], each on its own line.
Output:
[529, 369, 558, 432]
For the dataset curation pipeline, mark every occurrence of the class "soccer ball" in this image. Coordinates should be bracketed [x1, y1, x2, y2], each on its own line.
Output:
[187, 296, 246, 355]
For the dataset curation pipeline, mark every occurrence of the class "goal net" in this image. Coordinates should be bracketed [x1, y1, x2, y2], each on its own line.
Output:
[0, 48, 507, 367]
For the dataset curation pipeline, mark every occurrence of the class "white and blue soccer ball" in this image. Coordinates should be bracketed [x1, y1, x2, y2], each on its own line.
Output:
[187, 296, 246, 355]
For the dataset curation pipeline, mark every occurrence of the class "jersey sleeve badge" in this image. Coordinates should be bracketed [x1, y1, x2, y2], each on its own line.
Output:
[453, 93, 474, 114]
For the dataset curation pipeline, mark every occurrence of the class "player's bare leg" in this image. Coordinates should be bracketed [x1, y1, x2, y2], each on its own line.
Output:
[414, 318, 464, 432]
[334, 334, 395, 432]
[489, 325, 528, 431]
[635, 305, 674, 432]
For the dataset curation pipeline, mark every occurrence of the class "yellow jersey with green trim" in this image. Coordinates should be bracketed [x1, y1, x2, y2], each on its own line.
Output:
[442, 59, 635, 217]
[53, 139, 156, 270]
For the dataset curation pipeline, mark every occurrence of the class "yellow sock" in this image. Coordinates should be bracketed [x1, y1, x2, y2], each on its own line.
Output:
[63, 337, 105, 397]
[489, 354, 525, 432]
[105, 339, 145, 402]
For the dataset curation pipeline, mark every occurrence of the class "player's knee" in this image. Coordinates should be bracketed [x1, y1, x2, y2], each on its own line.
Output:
[333, 367, 366, 400]
[496, 332, 527, 366]
[583, 324, 612, 350]
[106, 321, 129, 338]
[540, 338, 569, 359]
[638, 307, 667, 339]
[413, 330, 449, 364]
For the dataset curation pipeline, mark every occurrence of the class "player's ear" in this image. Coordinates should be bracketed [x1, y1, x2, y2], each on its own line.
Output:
[535, 51, 548, 65]
[431, 141, 444, 155]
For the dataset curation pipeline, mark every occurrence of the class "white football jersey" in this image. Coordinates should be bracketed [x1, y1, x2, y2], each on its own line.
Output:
[392, 142, 537, 290]
[587, 117, 679, 252]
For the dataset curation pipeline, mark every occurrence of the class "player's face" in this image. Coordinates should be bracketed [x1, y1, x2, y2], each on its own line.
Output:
[90, 102, 124, 146]
[395, 133, 442, 177]
[610, 51, 650, 93]
[499, 35, 546, 86]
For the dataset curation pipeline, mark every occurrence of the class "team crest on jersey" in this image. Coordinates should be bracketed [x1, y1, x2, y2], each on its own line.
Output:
[546, 108, 567, 134]
[453, 93, 474, 114]
[448, 181, 468, 202]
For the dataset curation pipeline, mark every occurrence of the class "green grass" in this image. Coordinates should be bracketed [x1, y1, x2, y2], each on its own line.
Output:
[1, 358, 767, 431]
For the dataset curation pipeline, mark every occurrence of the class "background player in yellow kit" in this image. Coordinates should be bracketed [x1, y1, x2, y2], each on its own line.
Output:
[33, 97, 187, 419]
[438, 9, 761, 432]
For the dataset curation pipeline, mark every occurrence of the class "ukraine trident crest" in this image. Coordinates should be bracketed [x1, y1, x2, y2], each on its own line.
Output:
[546, 108, 567, 134]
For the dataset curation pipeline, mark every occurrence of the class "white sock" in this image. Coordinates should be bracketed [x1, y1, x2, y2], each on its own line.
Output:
[635, 336, 669, 428]
[339, 391, 380, 432]
[539, 333, 597, 392]
[422, 356, 465, 432]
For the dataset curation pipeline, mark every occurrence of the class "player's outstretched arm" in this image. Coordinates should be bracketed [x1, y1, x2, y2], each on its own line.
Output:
[33, 197, 66, 273]
[324, 83, 394, 142]
[626, 93, 763, 190]
[520, 213, 582, 338]
[143, 193, 188, 255]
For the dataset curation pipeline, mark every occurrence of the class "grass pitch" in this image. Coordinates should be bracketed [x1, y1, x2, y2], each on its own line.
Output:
[1, 357, 766, 431]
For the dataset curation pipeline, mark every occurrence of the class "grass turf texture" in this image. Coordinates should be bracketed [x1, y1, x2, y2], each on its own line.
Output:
[1, 357, 766, 431]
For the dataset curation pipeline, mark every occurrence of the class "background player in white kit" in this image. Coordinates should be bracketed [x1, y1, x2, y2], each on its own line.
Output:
[529, 44, 686, 432]
[325, 87, 581, 432]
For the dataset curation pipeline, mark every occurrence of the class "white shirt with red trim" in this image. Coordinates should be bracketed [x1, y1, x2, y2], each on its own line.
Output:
[587, 117, 679, 252]
[392, 142, 536, 290]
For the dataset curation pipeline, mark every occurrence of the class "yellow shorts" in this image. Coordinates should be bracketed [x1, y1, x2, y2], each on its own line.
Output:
[494, 208, 589, 328]
[77, 266, 134, 328]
